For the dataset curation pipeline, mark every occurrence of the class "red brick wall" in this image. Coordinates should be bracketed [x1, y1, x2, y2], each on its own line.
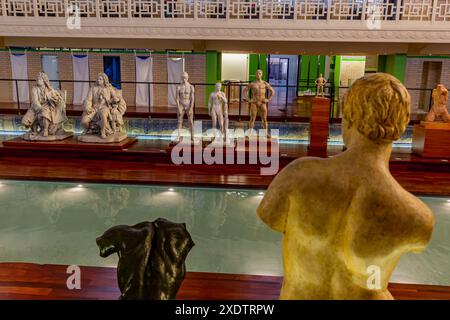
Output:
[405, 57, 450, 113]
[0, 51, 206, 108]
[0, 51, 12, 103]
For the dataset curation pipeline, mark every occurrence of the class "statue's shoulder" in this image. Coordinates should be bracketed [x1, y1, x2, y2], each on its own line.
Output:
[274, 157, 326, 184]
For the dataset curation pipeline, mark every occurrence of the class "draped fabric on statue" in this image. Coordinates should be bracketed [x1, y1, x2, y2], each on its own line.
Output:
[72, 54, 90, 105]
[135, 56, 153, 108]
[167, 58, 184, 107]
[10, 52, 30, 103]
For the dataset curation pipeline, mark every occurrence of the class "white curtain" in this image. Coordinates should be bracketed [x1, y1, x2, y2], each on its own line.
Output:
[135, 56, 153, 107]
[72, 54, 90, 105]
[167, 58, 185, 107]
[10, 52, 30, 103]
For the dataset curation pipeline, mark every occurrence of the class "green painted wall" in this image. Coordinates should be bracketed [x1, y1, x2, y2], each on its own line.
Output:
[298, 55, 327, 91]
[248, 54, 267, 81]
[333, 55, 342, 88]
[205, 51, 221, 104]
[332, 55, 342, 118]
[377, 54, 406, 83]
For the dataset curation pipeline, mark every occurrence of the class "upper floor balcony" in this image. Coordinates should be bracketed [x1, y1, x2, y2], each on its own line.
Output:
[1, 0, 450, 46]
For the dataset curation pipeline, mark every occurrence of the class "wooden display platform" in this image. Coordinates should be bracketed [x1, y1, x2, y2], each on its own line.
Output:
[308, 97, 330, 155]
[1, 263, 449, 300]
[3, 136, 137, 152]
[412, 122, 450, 158]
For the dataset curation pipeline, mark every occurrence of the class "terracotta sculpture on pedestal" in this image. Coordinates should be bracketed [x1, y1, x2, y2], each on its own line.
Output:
[208, 82, 229, 141]
[257, 73, 435, 300]
[79, 73, 127, 143]
[176, 72, 195, 142]
[22, 72, 70, 141]
[315, 73, 326, 97]
[425, 84, 450, 123]
[96, 218, 195, 300]
[243, 69, 275, 135]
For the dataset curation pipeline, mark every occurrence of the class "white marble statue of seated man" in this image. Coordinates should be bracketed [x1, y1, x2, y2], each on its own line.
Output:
[22, 72, 67, 137]
[257, 73, 435, 300]
[81, 72, 126, 139]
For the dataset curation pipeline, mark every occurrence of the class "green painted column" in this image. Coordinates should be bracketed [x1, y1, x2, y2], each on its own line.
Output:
[333, 55, 342, 88]
[378, 54, 406, 83]
[333, 56, 342, 118]
[377, 55, 387, 73]
[299, 55, 327, 91]
[248, 54, 267, 81]
[299, 55, 310, 90]
[384, 54, 407, 83]
[205, 51, 221, 104]
[319, 55, 327, 76]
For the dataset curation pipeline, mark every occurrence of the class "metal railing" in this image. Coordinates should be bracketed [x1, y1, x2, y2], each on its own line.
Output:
[1, 0, 450, 22]
[0, 78, 435, 123]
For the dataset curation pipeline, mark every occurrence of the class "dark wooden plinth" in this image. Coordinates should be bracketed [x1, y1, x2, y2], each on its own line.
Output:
[3, 136, 137, 152]
[309, 97, 330, 154]
[412, 122, 450, 158]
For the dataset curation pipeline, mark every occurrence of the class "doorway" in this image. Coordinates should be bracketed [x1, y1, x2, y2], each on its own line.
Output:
[103, 56, 121, 89]
[419, 61, 442, 110]
[268, 55, 299, 112]
[41, 55, 60, 89]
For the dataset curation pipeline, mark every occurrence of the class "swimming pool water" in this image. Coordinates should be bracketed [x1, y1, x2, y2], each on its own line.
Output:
[0, 180, 448, 286]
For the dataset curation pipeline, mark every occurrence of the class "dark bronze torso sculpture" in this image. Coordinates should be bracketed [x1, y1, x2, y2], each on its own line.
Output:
[96, 218, 195, 300]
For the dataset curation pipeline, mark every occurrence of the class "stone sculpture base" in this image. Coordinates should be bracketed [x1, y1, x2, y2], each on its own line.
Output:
[412, 122, 450, 158]
[78, 132, 128, 144]
[22, 131, 72, 142]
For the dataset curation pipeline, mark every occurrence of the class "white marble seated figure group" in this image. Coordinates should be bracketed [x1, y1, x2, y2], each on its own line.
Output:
[21, 72, 70, 141]
[79, 72, 127, 143]
[21, 72, 127, 143]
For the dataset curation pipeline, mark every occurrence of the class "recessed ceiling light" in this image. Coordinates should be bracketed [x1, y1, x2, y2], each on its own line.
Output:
[168, 188, 175, 192]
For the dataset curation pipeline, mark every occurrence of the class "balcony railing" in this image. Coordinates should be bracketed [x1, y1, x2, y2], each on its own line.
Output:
[1, 0, 450, 22]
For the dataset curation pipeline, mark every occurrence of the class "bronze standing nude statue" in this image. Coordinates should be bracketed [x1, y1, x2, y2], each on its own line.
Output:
[243, 69, 275, 136]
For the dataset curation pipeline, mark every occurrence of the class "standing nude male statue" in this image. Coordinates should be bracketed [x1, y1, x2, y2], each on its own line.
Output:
[208, 82, 228, 141]
[243, 69, 275, 135]
[315, 73, 326, 97]
[257, 73, 435, 300]
[176, 72, 195, 142]
[425, 84, 450, 123]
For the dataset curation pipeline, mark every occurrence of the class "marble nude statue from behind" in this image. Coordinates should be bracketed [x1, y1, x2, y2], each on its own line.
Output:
[80, 72, 127, 143]
[257, 73, 435, 299]
[96, 218, 195, 300]
[425, 84, 450, 123]
[22, 72, 70, 140]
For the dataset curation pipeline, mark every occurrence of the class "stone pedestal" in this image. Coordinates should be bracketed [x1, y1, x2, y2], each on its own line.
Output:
[78, 132, 128, 144]
[412, 122, 450, 158]
[22, 131, 72, 142]
[308, 97, 330, 155]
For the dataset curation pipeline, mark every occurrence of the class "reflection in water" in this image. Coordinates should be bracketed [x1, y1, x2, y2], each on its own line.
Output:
[0, 180, 449, 285]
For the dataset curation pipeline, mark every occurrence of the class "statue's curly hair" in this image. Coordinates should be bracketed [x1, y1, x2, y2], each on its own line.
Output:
[342, 73, 410, 142]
